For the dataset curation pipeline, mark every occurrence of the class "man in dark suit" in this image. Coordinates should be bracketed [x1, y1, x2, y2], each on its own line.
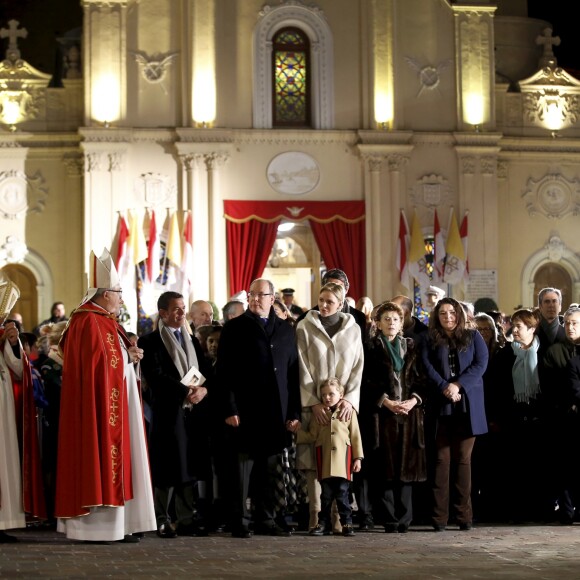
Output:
[216, 278, 301, 538]
[138, 291, 213, 538]
[537, 287, 567, 360]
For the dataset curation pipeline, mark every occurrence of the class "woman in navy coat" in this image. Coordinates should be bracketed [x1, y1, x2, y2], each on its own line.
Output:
[421, 298, 488, 531]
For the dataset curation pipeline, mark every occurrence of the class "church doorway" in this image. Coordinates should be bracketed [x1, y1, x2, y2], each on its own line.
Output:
[2, 263, 38, 331]
[533, 263, 573, 309]
[263, 220, 321, 311]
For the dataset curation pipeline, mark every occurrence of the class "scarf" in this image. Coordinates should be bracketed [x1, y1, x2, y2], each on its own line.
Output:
[158, 319, 199, 378]
[511, 335, 541, 403]
[320, 311, 341, 338]
[381, 334, 404, 373]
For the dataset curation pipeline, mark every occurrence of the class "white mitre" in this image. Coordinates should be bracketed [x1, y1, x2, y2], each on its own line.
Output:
[0, 273, 20, 325]
[82, 248, 121, 304]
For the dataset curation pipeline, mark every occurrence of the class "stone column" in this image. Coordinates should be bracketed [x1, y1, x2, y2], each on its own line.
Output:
[205, 151, 229, 308]
[451, 3, 497, 131]
[82, 0, 128, 126]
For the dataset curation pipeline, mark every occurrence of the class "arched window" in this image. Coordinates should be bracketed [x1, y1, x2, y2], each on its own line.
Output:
[253, 2, 334, 129]
[272, 27, 311, 127]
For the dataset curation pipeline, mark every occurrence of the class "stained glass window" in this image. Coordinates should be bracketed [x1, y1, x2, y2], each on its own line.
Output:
[414, 235, 436, 323]
[273, 28, 311, 127]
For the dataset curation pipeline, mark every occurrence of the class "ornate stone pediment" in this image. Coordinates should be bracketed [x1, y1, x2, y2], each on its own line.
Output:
[522, 172, 580, 219]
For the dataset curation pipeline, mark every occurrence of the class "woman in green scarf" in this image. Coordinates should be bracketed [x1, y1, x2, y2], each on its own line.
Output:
[362, 301, 427, 533]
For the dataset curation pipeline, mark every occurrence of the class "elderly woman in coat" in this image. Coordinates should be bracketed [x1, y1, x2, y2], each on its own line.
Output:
[362, 301, 427, 533]
[296, 282, 363, 533]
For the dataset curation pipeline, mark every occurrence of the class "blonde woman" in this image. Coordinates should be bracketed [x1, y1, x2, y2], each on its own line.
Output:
[296, 282, 363, 533]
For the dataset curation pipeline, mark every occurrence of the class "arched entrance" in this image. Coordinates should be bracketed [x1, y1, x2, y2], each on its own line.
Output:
[2, 263, 38, 330]
[533, 263, 573, 309]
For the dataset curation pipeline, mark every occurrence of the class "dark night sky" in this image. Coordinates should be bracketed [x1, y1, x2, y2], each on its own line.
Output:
[0, 1, 578, 77]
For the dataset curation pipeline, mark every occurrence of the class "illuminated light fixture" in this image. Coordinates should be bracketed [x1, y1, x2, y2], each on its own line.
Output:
[278, 222, 295, 233]
[464, 93, 485, 128]
[374, 91, 393, 130]
[91, 72, 121, 126]
[0, 88, 27, 130]
[543, 97, 564, 132]
[192, 67, 216, 127]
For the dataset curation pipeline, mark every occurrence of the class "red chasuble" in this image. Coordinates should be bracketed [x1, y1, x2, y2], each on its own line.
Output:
[55, 302, 134, 518]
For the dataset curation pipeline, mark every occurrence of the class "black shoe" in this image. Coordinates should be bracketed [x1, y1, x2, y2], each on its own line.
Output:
[459, 523, 472, 531]
[397, 524, 409, 534]
[433, 524, 446, 532]
[118, 534, 140, 543]
[156, 523, 177, 539]
[384, 524, 398, 534]
[177, 523, 209, 537]
[0, 531, 18, 544]
[342, 524, 355, 537]
[309, 524, 326, 536]
[133, 532, 145, 539]
[231, 526, 252, 539]
[254, 523, 292, 537]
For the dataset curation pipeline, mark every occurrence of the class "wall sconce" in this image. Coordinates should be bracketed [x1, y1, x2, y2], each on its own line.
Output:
[0, 85, 29, 131]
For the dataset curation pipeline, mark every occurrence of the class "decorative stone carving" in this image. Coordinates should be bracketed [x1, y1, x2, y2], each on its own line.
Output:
[362, 154, 384, 173]
[85, 152, 104, 172]
[63, 156, 83, 177]
[0, 169, 47, 219]
[545, 234, 565, 262]
[267, 152, 320, 195]
[179, 154, 204, 172]
[536, 28, 560, 69]
[404, 57, 452, 97]
[204, 152, 229, 171]
[497, 160, 508, 179]
[135, 173, 176, 208]
[480, 157, 496, 175]
[411, 174, 452, 209]
[0, 235, 28, 267]
[131, 51, 178, 92]
[461, 157, 476, 175]
[524, 90, 580, 127]
[388, 155, 409, 173]
[522, 173, 580, 219]
[109, 152, 124, 172]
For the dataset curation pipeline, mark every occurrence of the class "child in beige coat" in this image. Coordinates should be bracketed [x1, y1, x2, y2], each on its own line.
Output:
[295, 377, 363, 536]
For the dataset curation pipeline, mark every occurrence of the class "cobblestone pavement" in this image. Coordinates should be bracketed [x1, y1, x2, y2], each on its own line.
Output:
[1, 524, 580, 579]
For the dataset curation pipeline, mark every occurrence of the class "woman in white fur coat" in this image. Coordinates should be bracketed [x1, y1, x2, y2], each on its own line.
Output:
[295, 282, 364, 532]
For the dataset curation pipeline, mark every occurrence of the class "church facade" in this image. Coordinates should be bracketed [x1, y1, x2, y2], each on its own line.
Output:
[1, 0, 579, 329]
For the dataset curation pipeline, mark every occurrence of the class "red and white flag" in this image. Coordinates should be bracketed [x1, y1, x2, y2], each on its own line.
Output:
[395, 210, 410, 284]
[433, 209, 446, 283]
[114, 213, 131, 279]
[460, 211, 469, 284]
[145, 209, 161, 284]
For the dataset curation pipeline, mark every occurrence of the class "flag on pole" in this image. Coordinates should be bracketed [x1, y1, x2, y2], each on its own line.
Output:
[181, 211, 194, 302]
[128, 210, 148, 267]
[114, 213, 130, 278]
[145, 209, 161, 284]
[165, 211, 182, 290]
[443, 208, 466, 285]
[460, 211, 469, 284]
[433, 209, 446, 283]
[408, 210, 431, 289]
[395, 210, 410, 284]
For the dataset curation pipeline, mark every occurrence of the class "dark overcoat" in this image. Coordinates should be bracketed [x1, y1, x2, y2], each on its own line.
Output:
[138, 330, 212, 487]
[362, 336, 427, 482]
[421, 329, 488, 436]
[215, 308, 300, 457]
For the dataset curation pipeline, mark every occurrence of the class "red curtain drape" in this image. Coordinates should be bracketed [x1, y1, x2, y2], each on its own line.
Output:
[224, 200, 365, 299]
[226, 218, 280, 295]
[310, 219, 366, 301]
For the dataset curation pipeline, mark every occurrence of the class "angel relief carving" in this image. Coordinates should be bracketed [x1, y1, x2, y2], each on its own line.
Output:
[131, 51, 178, 93]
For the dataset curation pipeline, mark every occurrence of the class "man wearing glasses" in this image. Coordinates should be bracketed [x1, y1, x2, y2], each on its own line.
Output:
[216, 278, 301, 538]
[55, 249, 156, 543]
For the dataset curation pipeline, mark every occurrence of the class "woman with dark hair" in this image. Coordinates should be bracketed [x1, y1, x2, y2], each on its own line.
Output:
[492, 308, 549, 522]
[421, 297, 488, 531]
[362, 301, 427, 533]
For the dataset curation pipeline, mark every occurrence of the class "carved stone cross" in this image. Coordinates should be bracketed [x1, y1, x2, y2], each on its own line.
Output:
[536, 27, 561, 69]
[0, 19, 28, 61]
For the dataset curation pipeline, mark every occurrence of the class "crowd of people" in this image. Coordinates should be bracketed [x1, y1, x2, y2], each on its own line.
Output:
[2, 259, 580, 544]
